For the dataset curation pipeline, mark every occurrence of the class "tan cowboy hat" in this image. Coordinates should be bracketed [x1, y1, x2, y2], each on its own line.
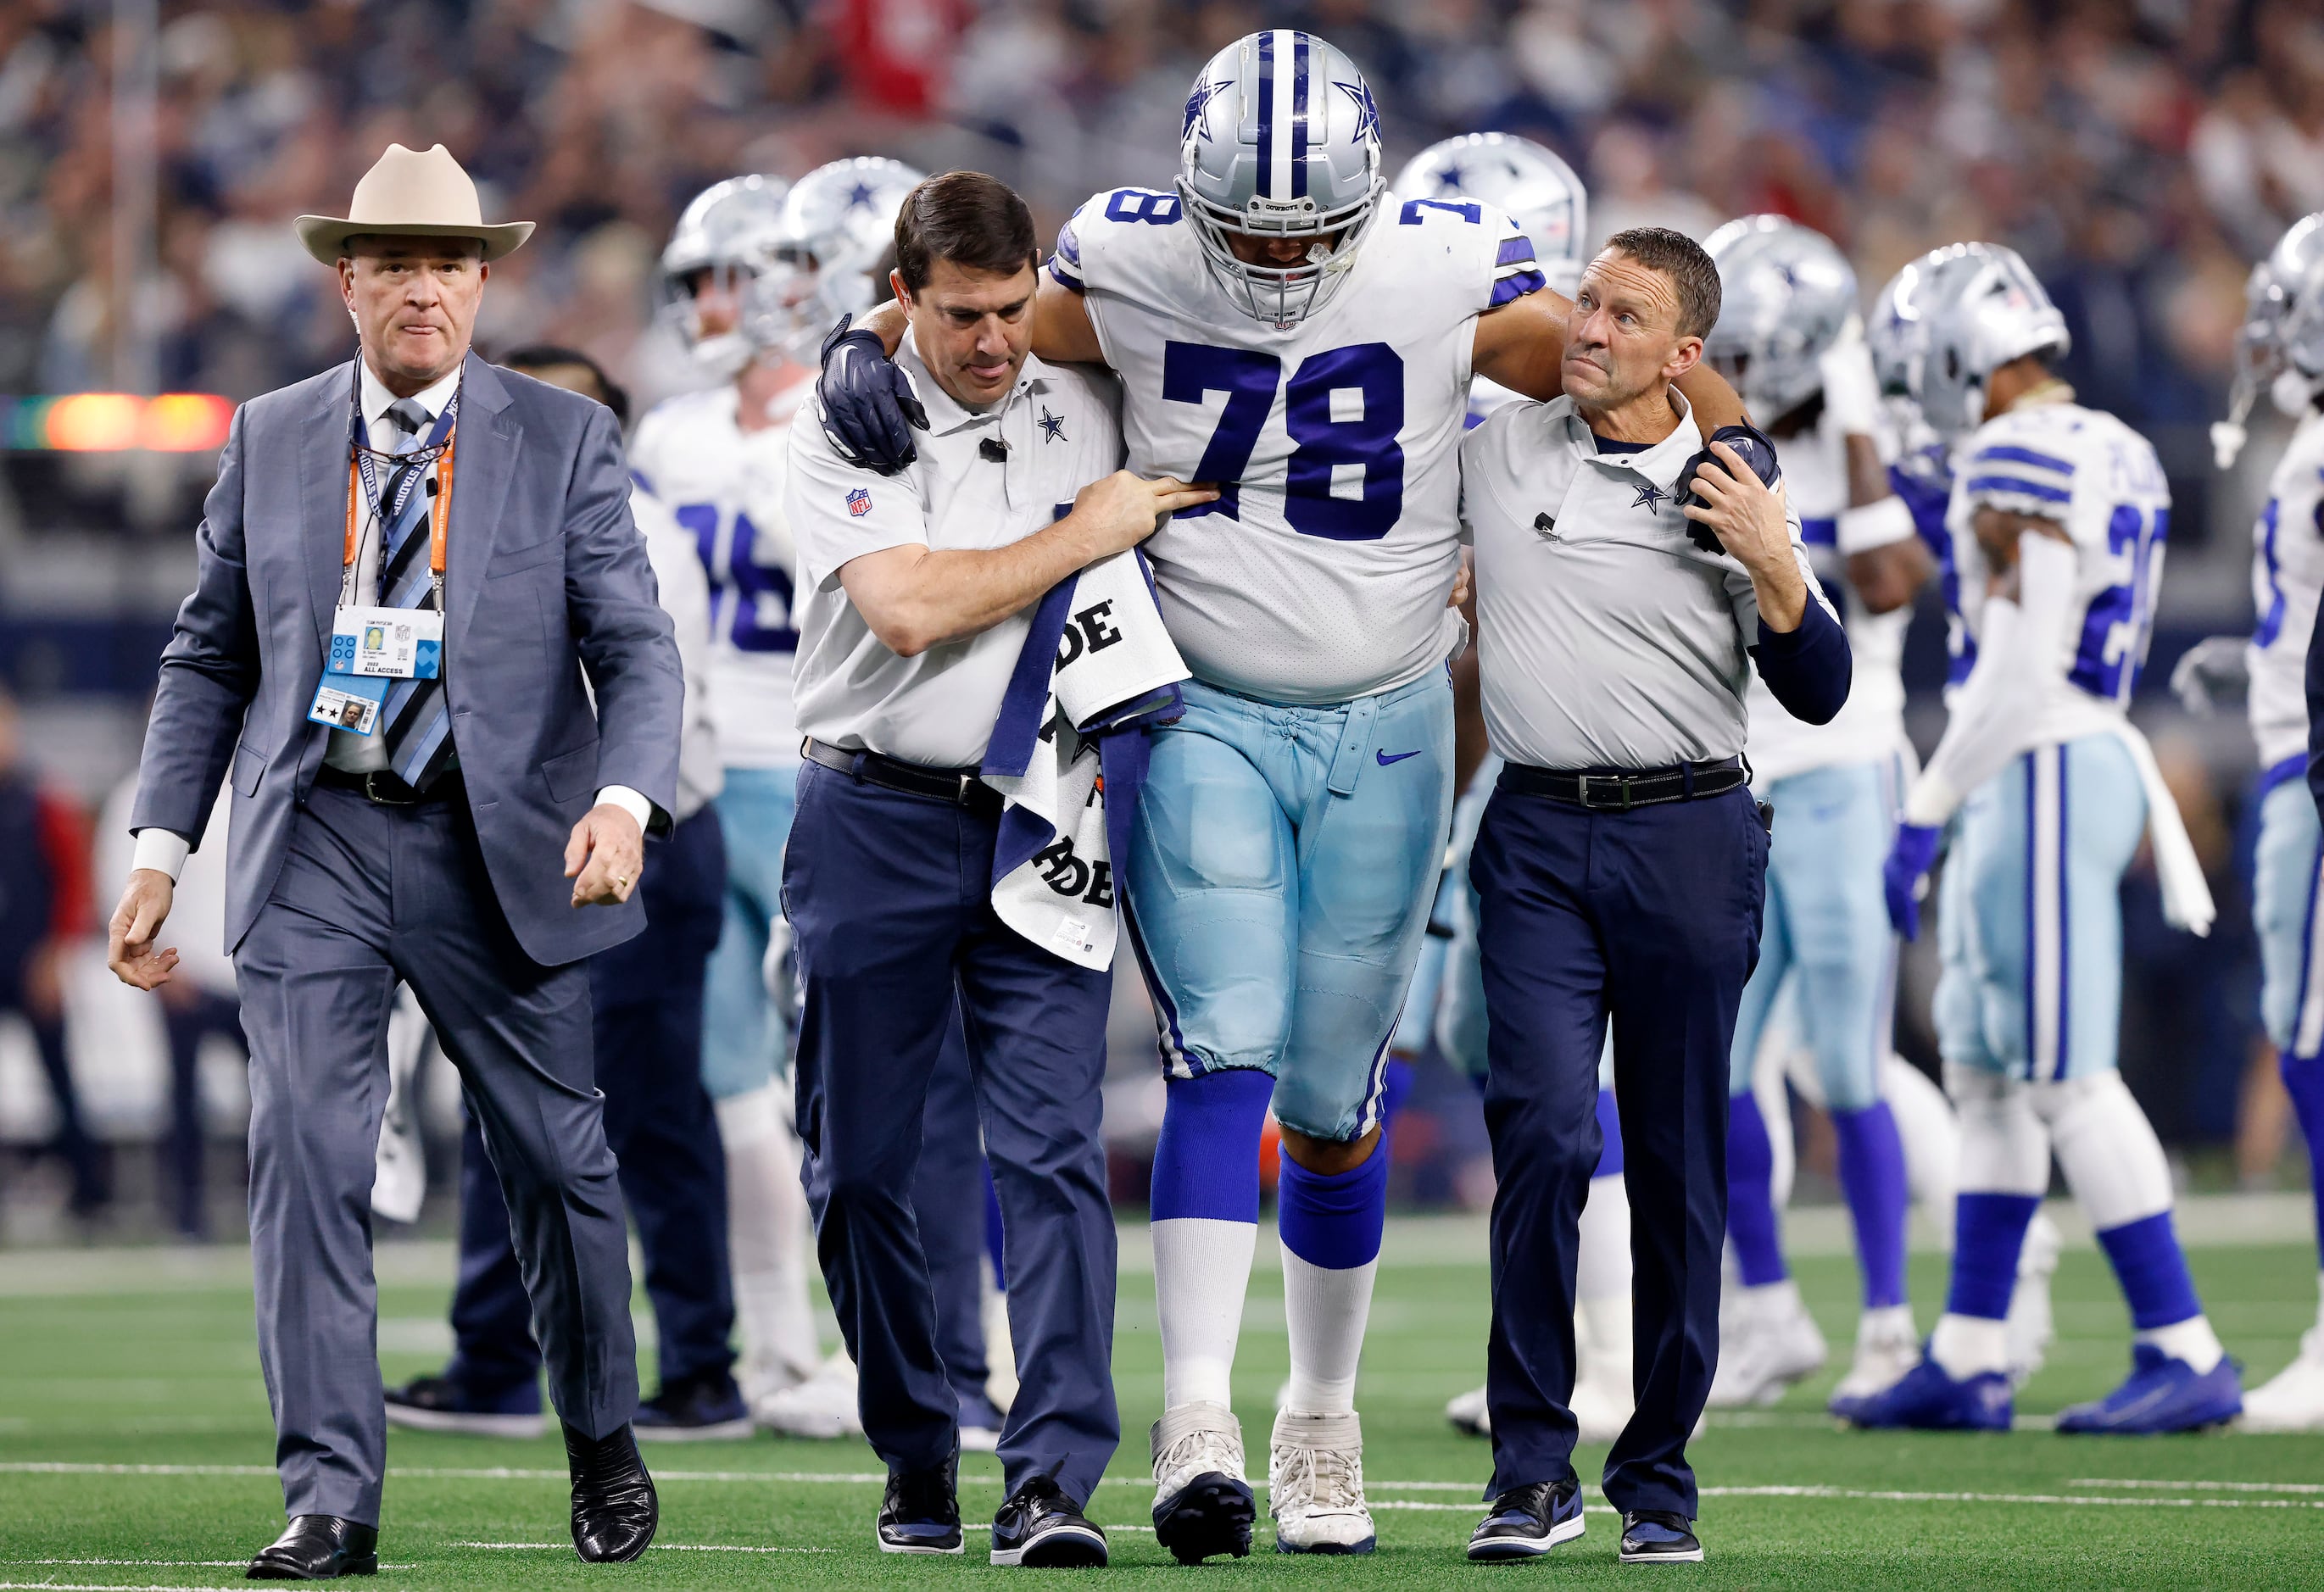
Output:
[294, 143, 534, 264]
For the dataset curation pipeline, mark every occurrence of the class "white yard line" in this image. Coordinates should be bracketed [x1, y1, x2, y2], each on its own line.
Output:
[1693, 1484, 2324, 1510]
[453, 1542, 833, 1555]
[2068, 1477, 2324, 1495]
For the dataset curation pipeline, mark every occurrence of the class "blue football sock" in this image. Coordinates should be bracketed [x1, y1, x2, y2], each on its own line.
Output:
[1277, 1144, 1390, 1271]
[1593, 1086, 1624, 1179]
[1947, 1192, 2041, 1321]
[2095, 1211, 2204, 1331]
[1833, 1101, 1909, 1310]
[2283, 1049, 2324, 1269]
[1150, 1067, 1276, 1224]
[1726, 1090, 1786, 1286]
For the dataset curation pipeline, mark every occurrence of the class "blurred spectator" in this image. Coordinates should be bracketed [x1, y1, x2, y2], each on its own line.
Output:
[0, 684, 104, 1217]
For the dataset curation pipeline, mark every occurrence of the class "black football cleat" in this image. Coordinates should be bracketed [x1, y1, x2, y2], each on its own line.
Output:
[246, 1516, 378, 1580]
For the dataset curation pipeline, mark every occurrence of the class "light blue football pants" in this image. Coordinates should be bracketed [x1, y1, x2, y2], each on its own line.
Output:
[1935, 735, 2147, 1083]
[1123, 671, 1455, 1142]
[1728, 757, 1903, 1111]
[702, 764, 799, 1100]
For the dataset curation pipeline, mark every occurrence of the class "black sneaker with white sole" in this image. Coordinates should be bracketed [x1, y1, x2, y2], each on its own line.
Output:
[990, 1478, 1107, 1567]
[1468, 1479, 1585, 1561]
[877, 1456, 962, 1556]
[1619, 1510, 1703, 1563]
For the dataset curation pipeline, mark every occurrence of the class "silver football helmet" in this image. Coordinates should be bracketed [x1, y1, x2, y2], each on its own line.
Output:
[1177, 30, 1385, 329]
[1702, 215, 1858, 421]
[2217, 212, 2324, 465]
[1882, 242, 2069, 441]
[658, 174, 789, 376]
[747, 156, 926, 365]
[1393, 132, 1587, 296]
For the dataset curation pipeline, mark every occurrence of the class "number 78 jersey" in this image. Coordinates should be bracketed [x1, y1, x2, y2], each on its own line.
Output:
[1051, 185, 1543, 704]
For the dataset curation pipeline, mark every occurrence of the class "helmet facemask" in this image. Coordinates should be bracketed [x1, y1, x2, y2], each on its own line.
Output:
[1178, 175, 1383, 330]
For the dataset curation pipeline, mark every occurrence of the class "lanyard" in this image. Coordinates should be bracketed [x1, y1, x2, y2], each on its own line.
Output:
[343, 378, 460, 612]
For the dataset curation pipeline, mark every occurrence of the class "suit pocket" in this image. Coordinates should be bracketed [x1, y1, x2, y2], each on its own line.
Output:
[231, 743, 267, 797]
[541, 743, 599, 804]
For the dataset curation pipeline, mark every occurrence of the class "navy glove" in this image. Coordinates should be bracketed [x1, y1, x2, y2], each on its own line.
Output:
[817, 315, 928, 476]
[1676, 422, 1782, 554]
[1883, 821, 1942, 940]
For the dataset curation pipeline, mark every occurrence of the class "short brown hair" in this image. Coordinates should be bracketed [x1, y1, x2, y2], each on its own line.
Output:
[1602, 226, 1722, 340]
[894, 171, 1039, 294]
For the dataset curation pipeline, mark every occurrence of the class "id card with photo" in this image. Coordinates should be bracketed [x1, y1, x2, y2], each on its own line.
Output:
[308, 673, 391, 735]
[328, 604, 443, 679]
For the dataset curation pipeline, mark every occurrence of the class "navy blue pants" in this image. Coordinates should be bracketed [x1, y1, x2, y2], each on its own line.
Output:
[1472, 776, 1767, 1519]
[445, 808, 736, 1394]
[160, 989, 243, 1238]
[785, 760, 1117, 1505]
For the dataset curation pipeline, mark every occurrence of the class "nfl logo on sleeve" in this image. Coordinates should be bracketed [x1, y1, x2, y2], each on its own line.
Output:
[847, 487, 872, 517]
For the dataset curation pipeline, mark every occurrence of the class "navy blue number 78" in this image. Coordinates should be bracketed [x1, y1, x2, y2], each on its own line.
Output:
[1160, 340, 1406, 542]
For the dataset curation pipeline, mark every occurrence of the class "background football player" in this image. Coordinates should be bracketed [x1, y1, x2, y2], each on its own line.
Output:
[1697, 215, 1932, 1410]
[1847, 243, 2239, 1434]
[2175, 211, 2324, 1432]
[813, 31, 1750, 1560]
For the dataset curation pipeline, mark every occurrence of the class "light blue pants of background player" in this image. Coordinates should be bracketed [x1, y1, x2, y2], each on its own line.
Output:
[2250, 764, 2324, 1272]
[704, 765, 800, 1099]
[1725, 757, 1912, 1309]
[1125, 671, 1455, 1141]
[1936, 735, 2145, 1082]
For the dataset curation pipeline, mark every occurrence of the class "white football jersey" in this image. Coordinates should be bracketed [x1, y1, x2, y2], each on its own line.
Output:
[629, 381, 807, 768]
[1742, 413, 1912, 785]
[2248, 408, 2324, 771]
[1946, 398, 2171, 731]
[1051, 185, 1541, 704]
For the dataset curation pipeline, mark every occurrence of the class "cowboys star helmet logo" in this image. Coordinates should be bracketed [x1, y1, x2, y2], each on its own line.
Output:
[1334, 80, 1382, 144]
[1182, 77, 1227, 142]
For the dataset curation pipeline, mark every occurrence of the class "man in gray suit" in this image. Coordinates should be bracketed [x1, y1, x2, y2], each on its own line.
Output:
[103, 144, 682, 1578]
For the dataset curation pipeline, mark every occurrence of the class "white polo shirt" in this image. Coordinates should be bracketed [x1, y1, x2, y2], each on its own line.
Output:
[1461, 389, 1827, 771]
[786, 337, 1126, 769]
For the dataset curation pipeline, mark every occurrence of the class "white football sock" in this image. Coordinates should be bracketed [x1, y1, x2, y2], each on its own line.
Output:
[716, 1083, 822, 1393]
[1930, 1313, 2012, 1379]
[1153, 1216, 1257, 1411]
[1736, 1276, 1804, 1324]
[1883, 1053, 1960, 1243]
[2315, 1272, 2324, 1334]
[2138, 1316, 2226, 1373]
[1281, 1245, 1377, 1415]
[1577, 1172, 1633, 1304]
[1578, 1290, 1634, 1383]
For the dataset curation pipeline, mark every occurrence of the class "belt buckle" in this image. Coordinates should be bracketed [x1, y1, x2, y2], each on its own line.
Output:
[1579, 773, 1632, 813]
[361, 771, 415, 806]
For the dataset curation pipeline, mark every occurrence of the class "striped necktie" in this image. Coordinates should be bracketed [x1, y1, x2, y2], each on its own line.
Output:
[373, 398, 457, 791]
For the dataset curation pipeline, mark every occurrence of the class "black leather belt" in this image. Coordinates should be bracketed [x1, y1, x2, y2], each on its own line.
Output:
[804, 738, 999, 811]
[315, 765, 462, 806]
[1500, 756, 1747, 812]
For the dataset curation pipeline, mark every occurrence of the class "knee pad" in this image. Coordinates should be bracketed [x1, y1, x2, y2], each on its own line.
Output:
[1942, 1061, 2048, 1198]
[2032, 1071, 2172, 1231]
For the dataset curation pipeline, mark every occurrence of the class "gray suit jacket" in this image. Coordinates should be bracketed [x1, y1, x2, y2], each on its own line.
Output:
[131, 352, 683, 967]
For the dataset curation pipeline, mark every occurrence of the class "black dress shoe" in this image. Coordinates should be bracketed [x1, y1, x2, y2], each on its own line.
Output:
[566, 1422, 658, 1562]
[246, 1516, 377, 1580]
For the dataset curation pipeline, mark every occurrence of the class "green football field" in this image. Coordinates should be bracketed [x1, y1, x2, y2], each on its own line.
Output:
[2, 1218, 2320, 1590]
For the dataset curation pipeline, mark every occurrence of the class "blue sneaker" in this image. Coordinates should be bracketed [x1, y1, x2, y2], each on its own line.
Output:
[1468, 1480, 1585, 1561]
[633, 1372, 754, 1441]
[1831, 1353, 2012, 1431]
[382, 1372, 544, 1439]
[2054, 1344, 2243, 1434]
[1619, 1511, 1703, 1564]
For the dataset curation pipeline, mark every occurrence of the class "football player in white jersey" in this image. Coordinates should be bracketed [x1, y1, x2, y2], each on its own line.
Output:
[2176, 212, 2324, 1430]
[1387, 131, 1640, 1449]
[812, 32, 1749, 1561]
[1842, 242, 2242, 1434]
[1697, 216, 1935, 1410]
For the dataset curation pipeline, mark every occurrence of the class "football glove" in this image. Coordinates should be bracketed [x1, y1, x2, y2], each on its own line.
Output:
[1677, 423, 1782, 554]
[2168, 634, 2249, 717]
[1883, 822, 1942, 941]
[817, 315, 928, 475]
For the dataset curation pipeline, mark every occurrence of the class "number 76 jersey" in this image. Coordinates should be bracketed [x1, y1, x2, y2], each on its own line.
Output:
[1051, 185, 1542, 704]
[1945, 398, 2171, 713]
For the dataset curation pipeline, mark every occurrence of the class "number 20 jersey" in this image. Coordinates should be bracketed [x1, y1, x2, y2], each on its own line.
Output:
[1944, 398, 2170, 729]
[1051, 186, 1542, 704]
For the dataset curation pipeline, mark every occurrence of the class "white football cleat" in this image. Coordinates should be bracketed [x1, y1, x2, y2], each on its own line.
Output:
[2241, 1328, 2324, 1432]
[1444, 1383, 1491, 1438]
[1151, 1400, 1253, 1564]
[754, 1350, 862, 1439]
[1831, 1305, 1921, 1403]
[1268, 1409, 1374, 1556]
[2005, 1211, 2062, 1386]
[1707, 1282, 1827, 1408]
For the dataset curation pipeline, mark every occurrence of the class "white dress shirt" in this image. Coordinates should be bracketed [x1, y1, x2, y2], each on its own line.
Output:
[131, 354, 651, 880]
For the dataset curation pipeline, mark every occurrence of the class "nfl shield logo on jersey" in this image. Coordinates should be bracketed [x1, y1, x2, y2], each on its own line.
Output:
[846, 487, 872, 517]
